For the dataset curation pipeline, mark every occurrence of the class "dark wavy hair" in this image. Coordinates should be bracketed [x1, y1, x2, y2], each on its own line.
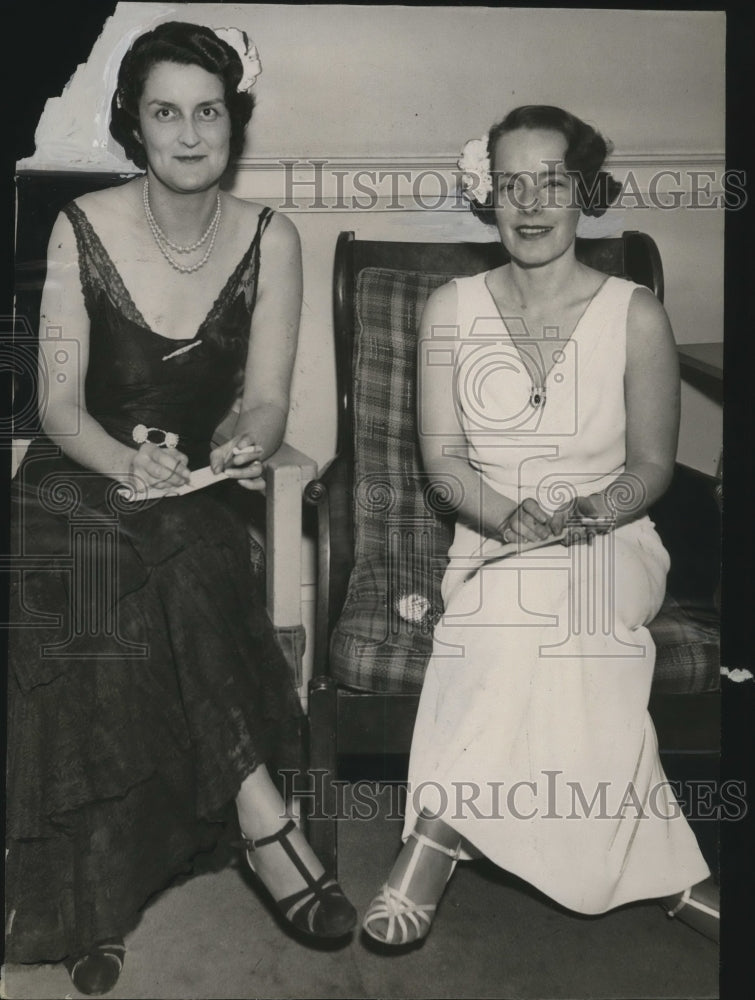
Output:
[469, 105, 622, 226]
[109, 21, 255, 170]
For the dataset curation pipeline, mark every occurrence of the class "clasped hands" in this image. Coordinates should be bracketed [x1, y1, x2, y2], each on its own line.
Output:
[498, 494, 616, 548]
[128, 433, 265, 492]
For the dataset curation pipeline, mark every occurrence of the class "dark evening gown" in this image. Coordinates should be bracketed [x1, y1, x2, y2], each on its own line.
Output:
[5, 202, 303, 963]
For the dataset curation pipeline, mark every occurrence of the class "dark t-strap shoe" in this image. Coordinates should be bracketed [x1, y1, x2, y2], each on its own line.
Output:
[238, 818, 356, 938]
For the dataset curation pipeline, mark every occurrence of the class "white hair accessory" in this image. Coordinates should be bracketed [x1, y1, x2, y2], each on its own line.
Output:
[458, 135, 493, 206]
[214, 27, 262, 92]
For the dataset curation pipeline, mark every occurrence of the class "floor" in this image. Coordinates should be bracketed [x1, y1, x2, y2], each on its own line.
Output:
[2, 780, 719, 1000]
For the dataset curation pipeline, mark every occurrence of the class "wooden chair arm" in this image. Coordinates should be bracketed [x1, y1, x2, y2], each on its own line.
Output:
[263, 443, 317, 629]
[305, 455, 354, 671]
[212, 418, 317, 630]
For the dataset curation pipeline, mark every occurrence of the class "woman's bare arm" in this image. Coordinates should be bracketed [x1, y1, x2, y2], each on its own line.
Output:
[211, 210, 302, 486]
[621, 286, 680, 507]
[553, 285, 680, 531]
[38, 210, 189, 487]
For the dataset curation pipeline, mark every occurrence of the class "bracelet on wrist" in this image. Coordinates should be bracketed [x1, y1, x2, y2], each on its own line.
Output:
[601, 491, 618, 520]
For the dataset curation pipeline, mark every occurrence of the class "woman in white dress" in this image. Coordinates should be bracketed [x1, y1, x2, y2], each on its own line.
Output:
[362, 105, 718, 946]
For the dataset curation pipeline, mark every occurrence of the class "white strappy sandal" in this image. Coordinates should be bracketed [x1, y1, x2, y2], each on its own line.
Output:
[363, 830, 461, 945]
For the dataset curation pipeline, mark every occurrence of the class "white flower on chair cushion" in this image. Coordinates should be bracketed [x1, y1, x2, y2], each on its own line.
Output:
[395, 593, 431, 624]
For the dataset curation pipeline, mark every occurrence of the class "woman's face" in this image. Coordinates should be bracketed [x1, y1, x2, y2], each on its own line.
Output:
[137, 61, 232, 192]
[491, 127, 580, 267]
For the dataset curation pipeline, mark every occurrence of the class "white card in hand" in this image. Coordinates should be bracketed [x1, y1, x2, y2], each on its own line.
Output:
[475, 528, 569, 562]
[117, 465, 228, 501]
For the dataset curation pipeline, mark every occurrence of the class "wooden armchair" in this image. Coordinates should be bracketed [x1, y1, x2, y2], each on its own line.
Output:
[305, 230, 720, 876]
[10, 172, 316, 698]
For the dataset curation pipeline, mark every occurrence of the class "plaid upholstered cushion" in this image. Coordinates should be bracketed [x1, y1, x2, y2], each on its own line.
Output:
[330, 268, 454, 692]
[649, 595, 720, 694]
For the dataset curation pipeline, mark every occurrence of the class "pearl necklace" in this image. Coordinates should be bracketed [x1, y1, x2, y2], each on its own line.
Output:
[143, 180, 221, 274]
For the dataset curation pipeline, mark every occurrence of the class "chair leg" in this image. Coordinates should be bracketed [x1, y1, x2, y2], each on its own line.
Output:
[306, 675, 339, 877]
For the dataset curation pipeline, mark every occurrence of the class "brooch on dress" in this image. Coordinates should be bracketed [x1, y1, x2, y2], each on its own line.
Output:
[529, 385, 546, 408]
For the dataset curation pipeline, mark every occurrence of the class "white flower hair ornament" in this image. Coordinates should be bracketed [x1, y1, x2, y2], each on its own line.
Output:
[458, 135, 493, 206]
[214, 27, 262, 92]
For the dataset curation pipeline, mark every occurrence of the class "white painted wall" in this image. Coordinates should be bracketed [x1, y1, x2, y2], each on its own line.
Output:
[19, 3, 725, 476]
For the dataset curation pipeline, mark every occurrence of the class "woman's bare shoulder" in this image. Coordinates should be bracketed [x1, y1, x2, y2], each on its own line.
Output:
[627, 283, 669, 325]
[421, 277, 460, 326]
[625, 284, 674, 362]
[226, 195, 300, 248]
[68, 180, 141, 232]
[72, 180, 140, 211]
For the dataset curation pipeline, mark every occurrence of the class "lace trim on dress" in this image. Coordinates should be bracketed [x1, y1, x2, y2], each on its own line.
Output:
[62, 202, 275, 337]
[64, 202, 150, 328]
[202, 206, 273, 330]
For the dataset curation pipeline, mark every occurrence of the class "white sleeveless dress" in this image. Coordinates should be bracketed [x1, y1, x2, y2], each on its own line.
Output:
[403, 272, 710, 913]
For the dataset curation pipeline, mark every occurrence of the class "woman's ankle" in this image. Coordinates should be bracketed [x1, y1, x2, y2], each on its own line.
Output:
[415, 810, 462, 851]
[362, 821, 460, 945]
[241, 818, 326, 902]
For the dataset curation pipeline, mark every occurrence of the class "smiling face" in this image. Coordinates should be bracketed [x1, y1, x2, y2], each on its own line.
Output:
[137, 61, 232, 192]
[491, 127, 580, 267]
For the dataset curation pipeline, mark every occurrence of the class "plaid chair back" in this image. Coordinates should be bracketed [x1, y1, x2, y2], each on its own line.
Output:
[330, 268, 454, 691]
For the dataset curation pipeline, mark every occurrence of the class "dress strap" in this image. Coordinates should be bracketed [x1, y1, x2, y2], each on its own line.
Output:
[61, 202, 150, 327]
[203, 206, 275, 329]
[255, 205, 275, 243]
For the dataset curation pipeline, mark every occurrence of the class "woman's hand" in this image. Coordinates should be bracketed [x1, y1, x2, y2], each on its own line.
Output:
[574, 493, 617, 527]
[498, 498, 556, 545]
[129, 443, 190, 490]
[551, 493, 616, 545]
[210, 434, 265, 491]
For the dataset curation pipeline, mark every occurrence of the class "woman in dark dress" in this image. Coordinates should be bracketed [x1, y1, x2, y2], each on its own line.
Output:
[6, 21, 355, 995]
